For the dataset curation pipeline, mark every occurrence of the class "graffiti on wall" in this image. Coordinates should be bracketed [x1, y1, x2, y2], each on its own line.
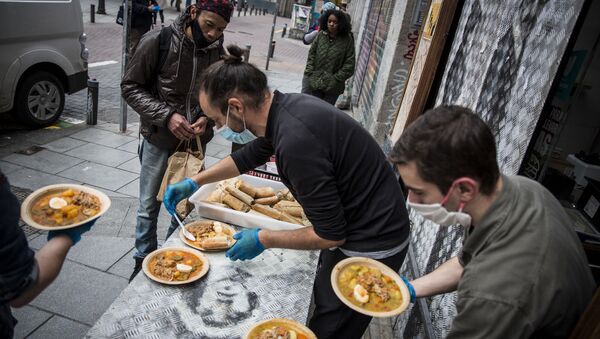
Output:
[352, 0, 394, 128]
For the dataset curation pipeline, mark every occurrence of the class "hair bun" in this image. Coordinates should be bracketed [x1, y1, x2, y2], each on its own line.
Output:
[223, 44, 244, 64]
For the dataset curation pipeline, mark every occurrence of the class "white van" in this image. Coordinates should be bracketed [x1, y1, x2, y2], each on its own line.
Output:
[0, 0, 89, 127]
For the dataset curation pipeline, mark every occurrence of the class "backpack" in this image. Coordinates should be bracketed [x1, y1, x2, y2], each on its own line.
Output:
[156, 26, 172, 73]
[149, 27, 172, 95]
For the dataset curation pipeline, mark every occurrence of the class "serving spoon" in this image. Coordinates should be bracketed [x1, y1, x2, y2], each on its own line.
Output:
[174, 213, 196, 241]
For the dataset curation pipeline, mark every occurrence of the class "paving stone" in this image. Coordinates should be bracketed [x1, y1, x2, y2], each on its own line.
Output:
[2, 150, 83, 174]
[86, 196, 138, 236]
[58, 162, 138, 191]
[42, 137, 88, 153]
[65, 143, 137, 168]
[107, 248, 136, 279]
[30, 235, 134, 271]
[118, 203, 172, 240]
[0, 160, 22, 174]
[116, 139, 140, 154]
[69, 128, 136, 148]
[116, 178, 139, 197]
[82, 184, 131, 198]
[30, 260, 128, 325]
[11, 305, 52, 339]
[94, 123, 139, 136]
[27, 232, 43, 242]
[5, 168, 82, 191]
[117, 157, 141, 174]
[27, 315, 90, 339]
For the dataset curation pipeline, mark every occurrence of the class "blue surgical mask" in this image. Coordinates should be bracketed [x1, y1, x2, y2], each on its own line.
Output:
[215, 106, 257, 144]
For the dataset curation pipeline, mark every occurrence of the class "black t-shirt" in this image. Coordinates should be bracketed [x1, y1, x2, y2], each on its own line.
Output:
[231, 91, 410, 252]
[0, 173, 38, 338]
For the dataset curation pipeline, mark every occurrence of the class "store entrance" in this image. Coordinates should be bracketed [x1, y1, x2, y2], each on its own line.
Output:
[520, 0, 600, 281]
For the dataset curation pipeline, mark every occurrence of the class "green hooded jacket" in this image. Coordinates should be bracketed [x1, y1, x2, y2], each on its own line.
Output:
[304, 30, 355, 95]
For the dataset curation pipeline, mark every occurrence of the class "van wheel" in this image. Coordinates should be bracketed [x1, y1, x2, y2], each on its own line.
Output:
[14, 71, 65, 127]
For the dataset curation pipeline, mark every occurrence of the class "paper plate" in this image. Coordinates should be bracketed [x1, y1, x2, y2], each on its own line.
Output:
[179, 219, 236, 251]
[331, 257, 410, 318]
[20, 184, 111, 231]
[245, 318, 317, 339]
[142, 247, 209, 285]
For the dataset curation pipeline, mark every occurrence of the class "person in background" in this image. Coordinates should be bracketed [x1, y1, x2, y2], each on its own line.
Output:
[121, 0, 233, 283]
[302, 1, 337, 46]
[152, 0, 166, 27]
[171, 0, 182, 12]
[163, 45, 411, 338]
[302, 9, 355, 106]
[391, 106, 595, 338]
[0, 171, 96, 339]
[130, 0, 156, 55]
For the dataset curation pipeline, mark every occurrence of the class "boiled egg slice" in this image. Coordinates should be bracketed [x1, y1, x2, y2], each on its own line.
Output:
[353, 284, 369, 303]
[49, 197, 68, 209]
[213, 221, 224, 234]
[176, 263, 193, 273]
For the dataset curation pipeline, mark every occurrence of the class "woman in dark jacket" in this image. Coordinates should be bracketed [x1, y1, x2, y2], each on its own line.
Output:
[303, 9, 355, 105]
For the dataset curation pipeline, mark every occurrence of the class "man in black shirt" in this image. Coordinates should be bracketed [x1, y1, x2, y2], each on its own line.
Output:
[163, 49, 410, 338]
[0, 171, 96, 338]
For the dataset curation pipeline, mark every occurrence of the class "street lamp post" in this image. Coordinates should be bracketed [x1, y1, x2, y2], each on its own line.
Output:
[119, 0, 131, 133]
[265, 5, 277, 70]
[97, 0, 106, 15]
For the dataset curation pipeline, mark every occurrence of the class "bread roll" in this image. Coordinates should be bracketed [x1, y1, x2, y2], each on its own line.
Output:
[201, 235, 231, 250]
[252, 204, 282, 219]
[223, 193, 250, 212]
[255, 196, 280, 206]
[224, 185, 254, 206]
[255, 186, 276, 198]
[279, 212, 304, 225]
[236, 180, 258, 198]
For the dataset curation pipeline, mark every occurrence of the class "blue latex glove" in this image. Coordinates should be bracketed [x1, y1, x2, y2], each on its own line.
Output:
[163, 178, 199, 215]
[401, 275, 416, 303]
[152, 5, 161, 11]
[225, 228, 265, 261]
[47, 219, 97, 245]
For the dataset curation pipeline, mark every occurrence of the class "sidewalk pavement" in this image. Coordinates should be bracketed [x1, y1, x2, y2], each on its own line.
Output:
[3, 71, 302, 339]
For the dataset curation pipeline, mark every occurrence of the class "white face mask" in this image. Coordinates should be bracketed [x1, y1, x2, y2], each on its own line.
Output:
[407, 180, 473, 227]
[407, 201, 472, 227]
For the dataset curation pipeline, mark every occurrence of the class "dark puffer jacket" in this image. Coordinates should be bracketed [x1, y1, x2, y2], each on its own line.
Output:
[121, 13, 223, 152]
[303, 30, 355, 95]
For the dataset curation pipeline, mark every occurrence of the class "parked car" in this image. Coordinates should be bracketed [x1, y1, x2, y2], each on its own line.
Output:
[0, 0, 89, 127]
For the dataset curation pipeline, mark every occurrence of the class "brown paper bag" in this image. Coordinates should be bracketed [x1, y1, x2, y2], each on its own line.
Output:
[156, 136, 204, 219]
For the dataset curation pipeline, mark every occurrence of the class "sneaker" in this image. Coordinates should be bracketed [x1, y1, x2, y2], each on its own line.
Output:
[129, 257, 144, 283]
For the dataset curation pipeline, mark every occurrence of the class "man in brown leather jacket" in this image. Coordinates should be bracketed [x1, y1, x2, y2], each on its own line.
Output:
[121, 0, 234, 282]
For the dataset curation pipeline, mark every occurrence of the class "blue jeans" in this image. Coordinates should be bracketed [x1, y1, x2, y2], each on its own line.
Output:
[134, 138, 179, 260]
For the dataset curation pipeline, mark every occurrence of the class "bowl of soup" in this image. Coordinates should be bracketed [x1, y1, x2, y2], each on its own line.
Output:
[21, 184, 111, 231]
[245, 318, 316, 339]
[331, 257, 410, 317]
[142, 247, 209, 285]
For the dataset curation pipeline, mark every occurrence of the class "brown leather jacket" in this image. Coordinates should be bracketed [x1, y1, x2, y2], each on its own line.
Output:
[121, 13, 223, 152]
